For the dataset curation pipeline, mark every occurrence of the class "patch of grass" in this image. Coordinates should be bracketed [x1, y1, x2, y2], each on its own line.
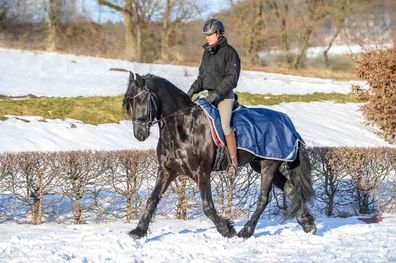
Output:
[0, 93, 363, 124]
[0, 96, 124, 125]
[0, 115, 8, 121]
[236, 92, 363, 106]
[244, 65, 357, 81]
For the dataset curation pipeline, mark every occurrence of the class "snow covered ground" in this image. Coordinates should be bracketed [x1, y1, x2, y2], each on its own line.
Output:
[0, 215, 395, 263]
[1, 48, 395, 262]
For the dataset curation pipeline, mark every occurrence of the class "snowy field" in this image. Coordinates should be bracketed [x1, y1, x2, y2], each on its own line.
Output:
[0, 47, 365, 97]
[1, 48, 395, 262]
[1, 216, 395, 262]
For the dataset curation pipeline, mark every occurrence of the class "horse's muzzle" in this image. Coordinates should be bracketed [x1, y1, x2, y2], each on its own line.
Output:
[134, 126, 150, 141]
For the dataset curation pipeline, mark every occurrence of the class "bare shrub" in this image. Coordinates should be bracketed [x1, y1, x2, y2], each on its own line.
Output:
[57, 151, 106, 224]
[310, 147, 353, 216]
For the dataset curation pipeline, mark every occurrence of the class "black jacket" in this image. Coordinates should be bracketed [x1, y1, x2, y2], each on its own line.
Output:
[191, 37, 241, 101]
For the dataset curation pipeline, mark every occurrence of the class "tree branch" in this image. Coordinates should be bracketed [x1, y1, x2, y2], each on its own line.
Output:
[97, 0, 130, 14]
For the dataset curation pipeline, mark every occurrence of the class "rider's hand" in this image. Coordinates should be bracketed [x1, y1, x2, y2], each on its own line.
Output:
[187, 87, 196, 98]
[206, 93, 220, 104]
[187, 81, 203, 98]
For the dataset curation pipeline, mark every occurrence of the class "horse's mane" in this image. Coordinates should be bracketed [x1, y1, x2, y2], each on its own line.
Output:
[143, 74, 193, 106]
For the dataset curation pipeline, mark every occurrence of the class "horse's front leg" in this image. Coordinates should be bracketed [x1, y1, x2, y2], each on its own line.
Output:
[129, 169, 174, 239]
[198, 173, 236, 238]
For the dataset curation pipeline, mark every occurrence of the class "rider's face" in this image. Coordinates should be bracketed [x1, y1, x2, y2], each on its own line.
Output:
[206, 32, 219, 46]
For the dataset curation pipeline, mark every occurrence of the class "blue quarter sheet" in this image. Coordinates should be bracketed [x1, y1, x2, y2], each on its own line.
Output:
[195, 97, 305, 162]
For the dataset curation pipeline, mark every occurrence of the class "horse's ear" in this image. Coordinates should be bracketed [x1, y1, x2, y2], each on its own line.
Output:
[135, 73, 146, 86]
[129, 71, 135, 83]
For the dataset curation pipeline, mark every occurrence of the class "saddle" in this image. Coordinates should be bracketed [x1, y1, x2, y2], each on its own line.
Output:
[195, 97, 305, 171]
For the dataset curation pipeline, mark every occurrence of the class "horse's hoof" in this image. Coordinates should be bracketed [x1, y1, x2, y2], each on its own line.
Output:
[218, 222, 236, 238]
[302, 223, 317, 235]
[128, 227, 147, 239]
[237, 226, 253, 239]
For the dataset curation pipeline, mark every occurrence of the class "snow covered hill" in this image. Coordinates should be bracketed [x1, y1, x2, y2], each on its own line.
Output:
[0, 48, 364, 97]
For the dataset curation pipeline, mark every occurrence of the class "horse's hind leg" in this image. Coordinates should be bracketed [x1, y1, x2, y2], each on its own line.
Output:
[129, 169, 174, 239]
[238, 160, 280, 239]
[273, 170, 317, 234]
[198, 173, 236, 238]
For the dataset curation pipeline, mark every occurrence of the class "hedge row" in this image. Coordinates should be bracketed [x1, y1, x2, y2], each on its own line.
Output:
[0, 147, 395, 224]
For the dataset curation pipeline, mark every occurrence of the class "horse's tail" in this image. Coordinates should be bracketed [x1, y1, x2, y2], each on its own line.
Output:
[284, 144, 314, 219]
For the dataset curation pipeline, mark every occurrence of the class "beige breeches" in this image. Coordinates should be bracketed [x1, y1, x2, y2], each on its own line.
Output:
[217, 91, 234, 136]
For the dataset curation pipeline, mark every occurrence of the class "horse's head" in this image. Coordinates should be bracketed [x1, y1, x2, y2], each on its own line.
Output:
[123, 72, 158, 141]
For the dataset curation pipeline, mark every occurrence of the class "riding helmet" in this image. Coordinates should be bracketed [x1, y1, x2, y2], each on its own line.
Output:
[202, 19, 225, 34]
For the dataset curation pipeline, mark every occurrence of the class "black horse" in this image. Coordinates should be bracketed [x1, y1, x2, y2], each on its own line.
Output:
[122, 72, 316, 239]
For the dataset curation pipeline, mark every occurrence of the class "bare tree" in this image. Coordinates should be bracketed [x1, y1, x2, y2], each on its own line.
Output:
[98, 0, 137, 59]
[310, 147, 352, 216]
[104, 150, 148, 222]
[57, 151, 106, 224]
[246, 0, 266, 64]
[161, 0, 171, 61]
[323, 0, 349, 67]
[293, 0, 329, 68]
[98, 0, 162, 61]
[47, 0, 57, 51]
[160, 0, 200, 61]
[6, 153, 60, 224]
[267, 0, 292, 65]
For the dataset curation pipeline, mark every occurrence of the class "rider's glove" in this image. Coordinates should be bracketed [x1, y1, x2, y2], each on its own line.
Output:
[187, 81, 202, 98]
[206, 92, 220, 105]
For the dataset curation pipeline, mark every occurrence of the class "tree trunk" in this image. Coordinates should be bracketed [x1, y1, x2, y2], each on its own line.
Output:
[280, 1, 292, 65]
[323, 23, 342, 67]
[161, 0, 171, 61]
[47, 0, 57, 51]
[247, 0, 265, 65]
[123, 0, 136, 60]
[73, 191, 83, 224]
[73, 198, 82, 224]
[126, 191, 133, 223]
[293, 26, 312, 68]
[98, 0, 137, 60]
[31, 196, 41, 224]
[324, 0, 348, 67]
[226, 174, 234, 217]
[176, 176, 188, 220]
[326, 193, 334, 216]
[293, 0, 328, 68]
[136, 23, 143, 62]
[360, 193, 370, 214]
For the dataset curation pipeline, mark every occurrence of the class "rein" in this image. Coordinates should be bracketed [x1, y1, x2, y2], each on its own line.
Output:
[156, 104, 201, 129]
[128, 85, 201, 128]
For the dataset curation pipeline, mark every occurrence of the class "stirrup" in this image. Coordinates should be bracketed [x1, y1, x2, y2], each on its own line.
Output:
[227, 164, 237, 176]
[227, 155, 238, 176]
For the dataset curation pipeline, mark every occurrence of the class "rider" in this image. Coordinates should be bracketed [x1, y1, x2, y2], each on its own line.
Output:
[187, 18, 241, 175]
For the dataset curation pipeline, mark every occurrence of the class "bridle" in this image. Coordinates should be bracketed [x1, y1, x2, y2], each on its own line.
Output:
[128, 84, 202, 129]
[129, 85, 159, 128]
